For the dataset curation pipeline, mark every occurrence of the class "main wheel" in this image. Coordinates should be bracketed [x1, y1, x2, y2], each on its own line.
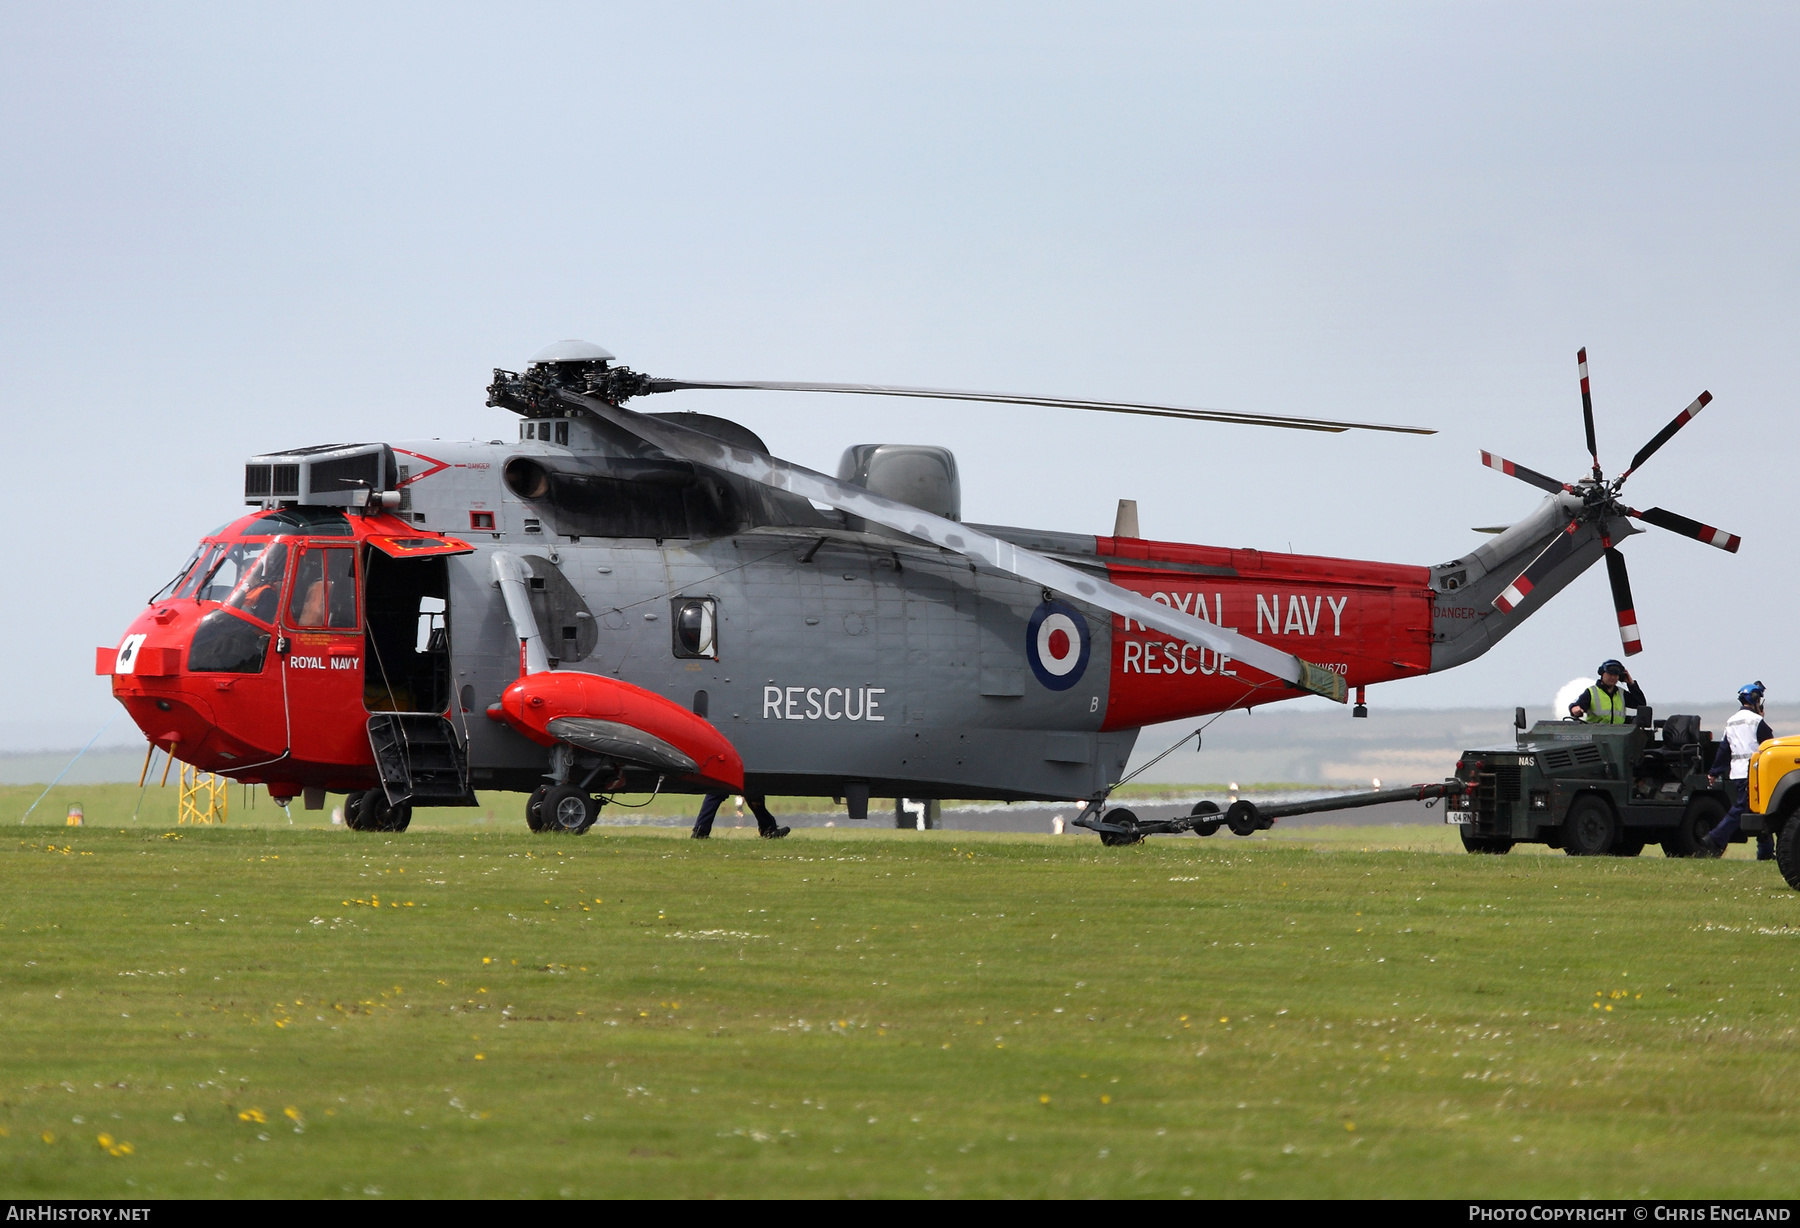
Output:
[343, 789, 378, 832]
[1459, 829, 1514, 854]
[1098, 808, 1144, 847]
[348, 789, 411, 832]
[1189, 800, 1222, 837]
[1562, 795, 1619, 856]
[1661, 795, 1724, 858]
[1775, 810, 1800, 891]
[525, 786, 551, 832]
[538, 785, 597, 834]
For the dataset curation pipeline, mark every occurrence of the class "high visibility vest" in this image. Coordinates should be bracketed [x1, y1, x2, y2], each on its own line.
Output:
[1584, 684, 1627, 724]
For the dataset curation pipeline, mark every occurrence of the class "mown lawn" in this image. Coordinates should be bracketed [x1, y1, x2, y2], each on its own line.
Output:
[2, 818, 1796, 1198]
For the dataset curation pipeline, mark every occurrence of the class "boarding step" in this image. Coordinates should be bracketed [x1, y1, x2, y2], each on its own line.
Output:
[366, 714, 476, 807]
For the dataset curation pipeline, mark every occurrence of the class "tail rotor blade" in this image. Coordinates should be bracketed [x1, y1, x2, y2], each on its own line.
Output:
[1617, 391, 1712, 484]
[1493, 520, 1583, 613]
[1629, 506, 1742, 553]
[1480, 450, 1569, 495]
[1603, 544, 1643, 656]
[1578, 347, 1601, 479]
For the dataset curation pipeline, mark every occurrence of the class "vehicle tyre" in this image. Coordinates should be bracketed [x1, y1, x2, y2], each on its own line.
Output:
[1189, 800, 1222, 837]
[539, 785, 597, 834]
[1661, 795, 1725, 859]
[525, 786, 550, 832]
[1098, 808, 1144, 847]
[1562, 795, 1619, 856]
[1458, 830, 1514, 854]
[357, 789, 412, 833]
[1611, 836, 1645, 857]
[1225, 799, 1261, 837]
[343, 789, 379, 832]
[1775, 810, 1800, 891]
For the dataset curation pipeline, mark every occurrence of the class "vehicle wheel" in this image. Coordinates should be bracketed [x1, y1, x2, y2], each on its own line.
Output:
[1562, 795, 1619, 856]
[525, 786, 550, 832]
[343, 789, 378, 832]
[356, 790, 412, 833]
[1611, 836, 1645, 857]
[538, 785, 597, 834]
[1661, 795, 1724, 858]
[1098, 808, 1143, 847]
[1776, 810, 1800, 891]
[1189, 800, 1222, 837]
[1225, 799, 1261, 837]
[1459, 830, 1514, 854]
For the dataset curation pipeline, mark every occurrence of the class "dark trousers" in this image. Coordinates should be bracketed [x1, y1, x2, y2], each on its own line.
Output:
[1708, 779, 1775, 859]
[692, 791, 779, 837]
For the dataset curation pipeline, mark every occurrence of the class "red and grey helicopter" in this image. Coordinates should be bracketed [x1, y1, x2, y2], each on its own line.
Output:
[98, 343, 1737, 839]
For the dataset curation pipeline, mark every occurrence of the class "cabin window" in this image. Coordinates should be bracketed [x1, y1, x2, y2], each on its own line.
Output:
[671, 597, 718, 660]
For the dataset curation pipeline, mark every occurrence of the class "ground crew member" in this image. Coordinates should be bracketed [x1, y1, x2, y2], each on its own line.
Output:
[1568, 659, 1647, 723]
[1706, 681, 1775, 859]
[690, 791, 790, 840]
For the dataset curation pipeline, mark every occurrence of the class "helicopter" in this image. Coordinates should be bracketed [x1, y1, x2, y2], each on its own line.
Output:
[97, 343, 1738, 840]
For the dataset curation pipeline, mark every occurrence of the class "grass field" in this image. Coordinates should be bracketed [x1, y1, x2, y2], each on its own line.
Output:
[3, 799, 1798, 1198]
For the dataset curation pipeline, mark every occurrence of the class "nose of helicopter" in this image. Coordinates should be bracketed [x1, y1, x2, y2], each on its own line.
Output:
[99, 602, 281, 773]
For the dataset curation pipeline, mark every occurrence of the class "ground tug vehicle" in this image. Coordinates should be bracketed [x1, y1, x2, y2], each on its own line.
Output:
[1444, 710, 1741, 856]
[1749, 739, 1800, 887]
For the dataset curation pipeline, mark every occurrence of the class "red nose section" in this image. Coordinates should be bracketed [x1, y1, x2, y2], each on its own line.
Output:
[492, 672, 744, 793]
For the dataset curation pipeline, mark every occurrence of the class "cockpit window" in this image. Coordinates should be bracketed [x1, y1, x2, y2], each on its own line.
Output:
[241, 508, 353, 536]
[224, 542, 288, 626]
[193, 542, 269, 605]
[151, 543, 214, 604]
[287, 546, 357, 629]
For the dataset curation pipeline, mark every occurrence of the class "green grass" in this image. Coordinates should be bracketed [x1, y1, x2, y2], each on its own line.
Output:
[3, 814, 1798, 1198]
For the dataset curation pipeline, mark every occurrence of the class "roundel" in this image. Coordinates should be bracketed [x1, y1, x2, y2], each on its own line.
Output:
[1026, 599, 1091, 691]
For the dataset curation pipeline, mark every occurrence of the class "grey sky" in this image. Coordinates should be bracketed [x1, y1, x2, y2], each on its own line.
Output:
[2, 3, 1794, 749]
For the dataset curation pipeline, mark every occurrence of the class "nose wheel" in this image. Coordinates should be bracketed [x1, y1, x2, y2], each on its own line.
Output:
[527, 785, 599, 834]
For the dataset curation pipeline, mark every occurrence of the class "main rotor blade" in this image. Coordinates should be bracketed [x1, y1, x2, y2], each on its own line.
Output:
[1479, 450, 1569, 495]
[1617, 391, 1712, 484]
[1628, 506, 1741, 553]
[557, 388, 1348, 702]
[1603, 543, 1643, 656]
[1578, 348, 1601, 479]
[642, 378, 1434, 437]
[1493, 520, 1582, 614]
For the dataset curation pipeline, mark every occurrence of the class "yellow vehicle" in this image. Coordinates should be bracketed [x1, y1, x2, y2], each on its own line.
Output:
[1748, 737, 1800, 888]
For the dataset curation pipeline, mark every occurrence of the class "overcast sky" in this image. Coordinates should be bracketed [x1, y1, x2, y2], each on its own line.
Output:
[2, 3, 1794, 750]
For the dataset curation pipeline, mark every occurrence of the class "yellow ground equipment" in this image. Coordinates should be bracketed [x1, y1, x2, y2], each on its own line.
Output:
[177, 763, 229, 825]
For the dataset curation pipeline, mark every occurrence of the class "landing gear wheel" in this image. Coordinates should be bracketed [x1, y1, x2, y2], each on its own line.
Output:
[1098, 808, 1144, 847]
[347, 789, 411, 833]
[1775, 810, 1800, 891]
[1562, 795, 1618, 856]
[1610, 836, 1646, 857]
[1458, 830, 1514, 854]
[1190, 800, 1222, 837]
[1662, 795, 1724, 858]
[538, 785, 597, 834]
[525, 786, 550, 833]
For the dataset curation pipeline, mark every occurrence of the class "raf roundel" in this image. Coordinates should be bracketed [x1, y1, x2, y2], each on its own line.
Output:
[1026, 599, 1091, 691]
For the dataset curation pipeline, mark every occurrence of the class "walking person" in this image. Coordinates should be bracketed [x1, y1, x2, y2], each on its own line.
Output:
[691, 791, 790, 839]
[1705, 681, 1775, 859]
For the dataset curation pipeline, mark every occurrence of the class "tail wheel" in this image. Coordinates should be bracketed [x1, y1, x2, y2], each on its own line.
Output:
[1459, 830, 1514, 854]
[1562, 795, 1619, 856]
[1661, 794, 1724, 858]
[1189, 800, 1222, 837]
[1098, 808, 1144, 847]
[1776, 811, 1800, 891]
[538, 785, 598, 834]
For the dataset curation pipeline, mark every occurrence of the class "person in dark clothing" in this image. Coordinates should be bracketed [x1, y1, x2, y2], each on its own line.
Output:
[1568, 659, 1648, 723]
[690, 792, 790, 839]
[1706, 681, 1775, 859]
